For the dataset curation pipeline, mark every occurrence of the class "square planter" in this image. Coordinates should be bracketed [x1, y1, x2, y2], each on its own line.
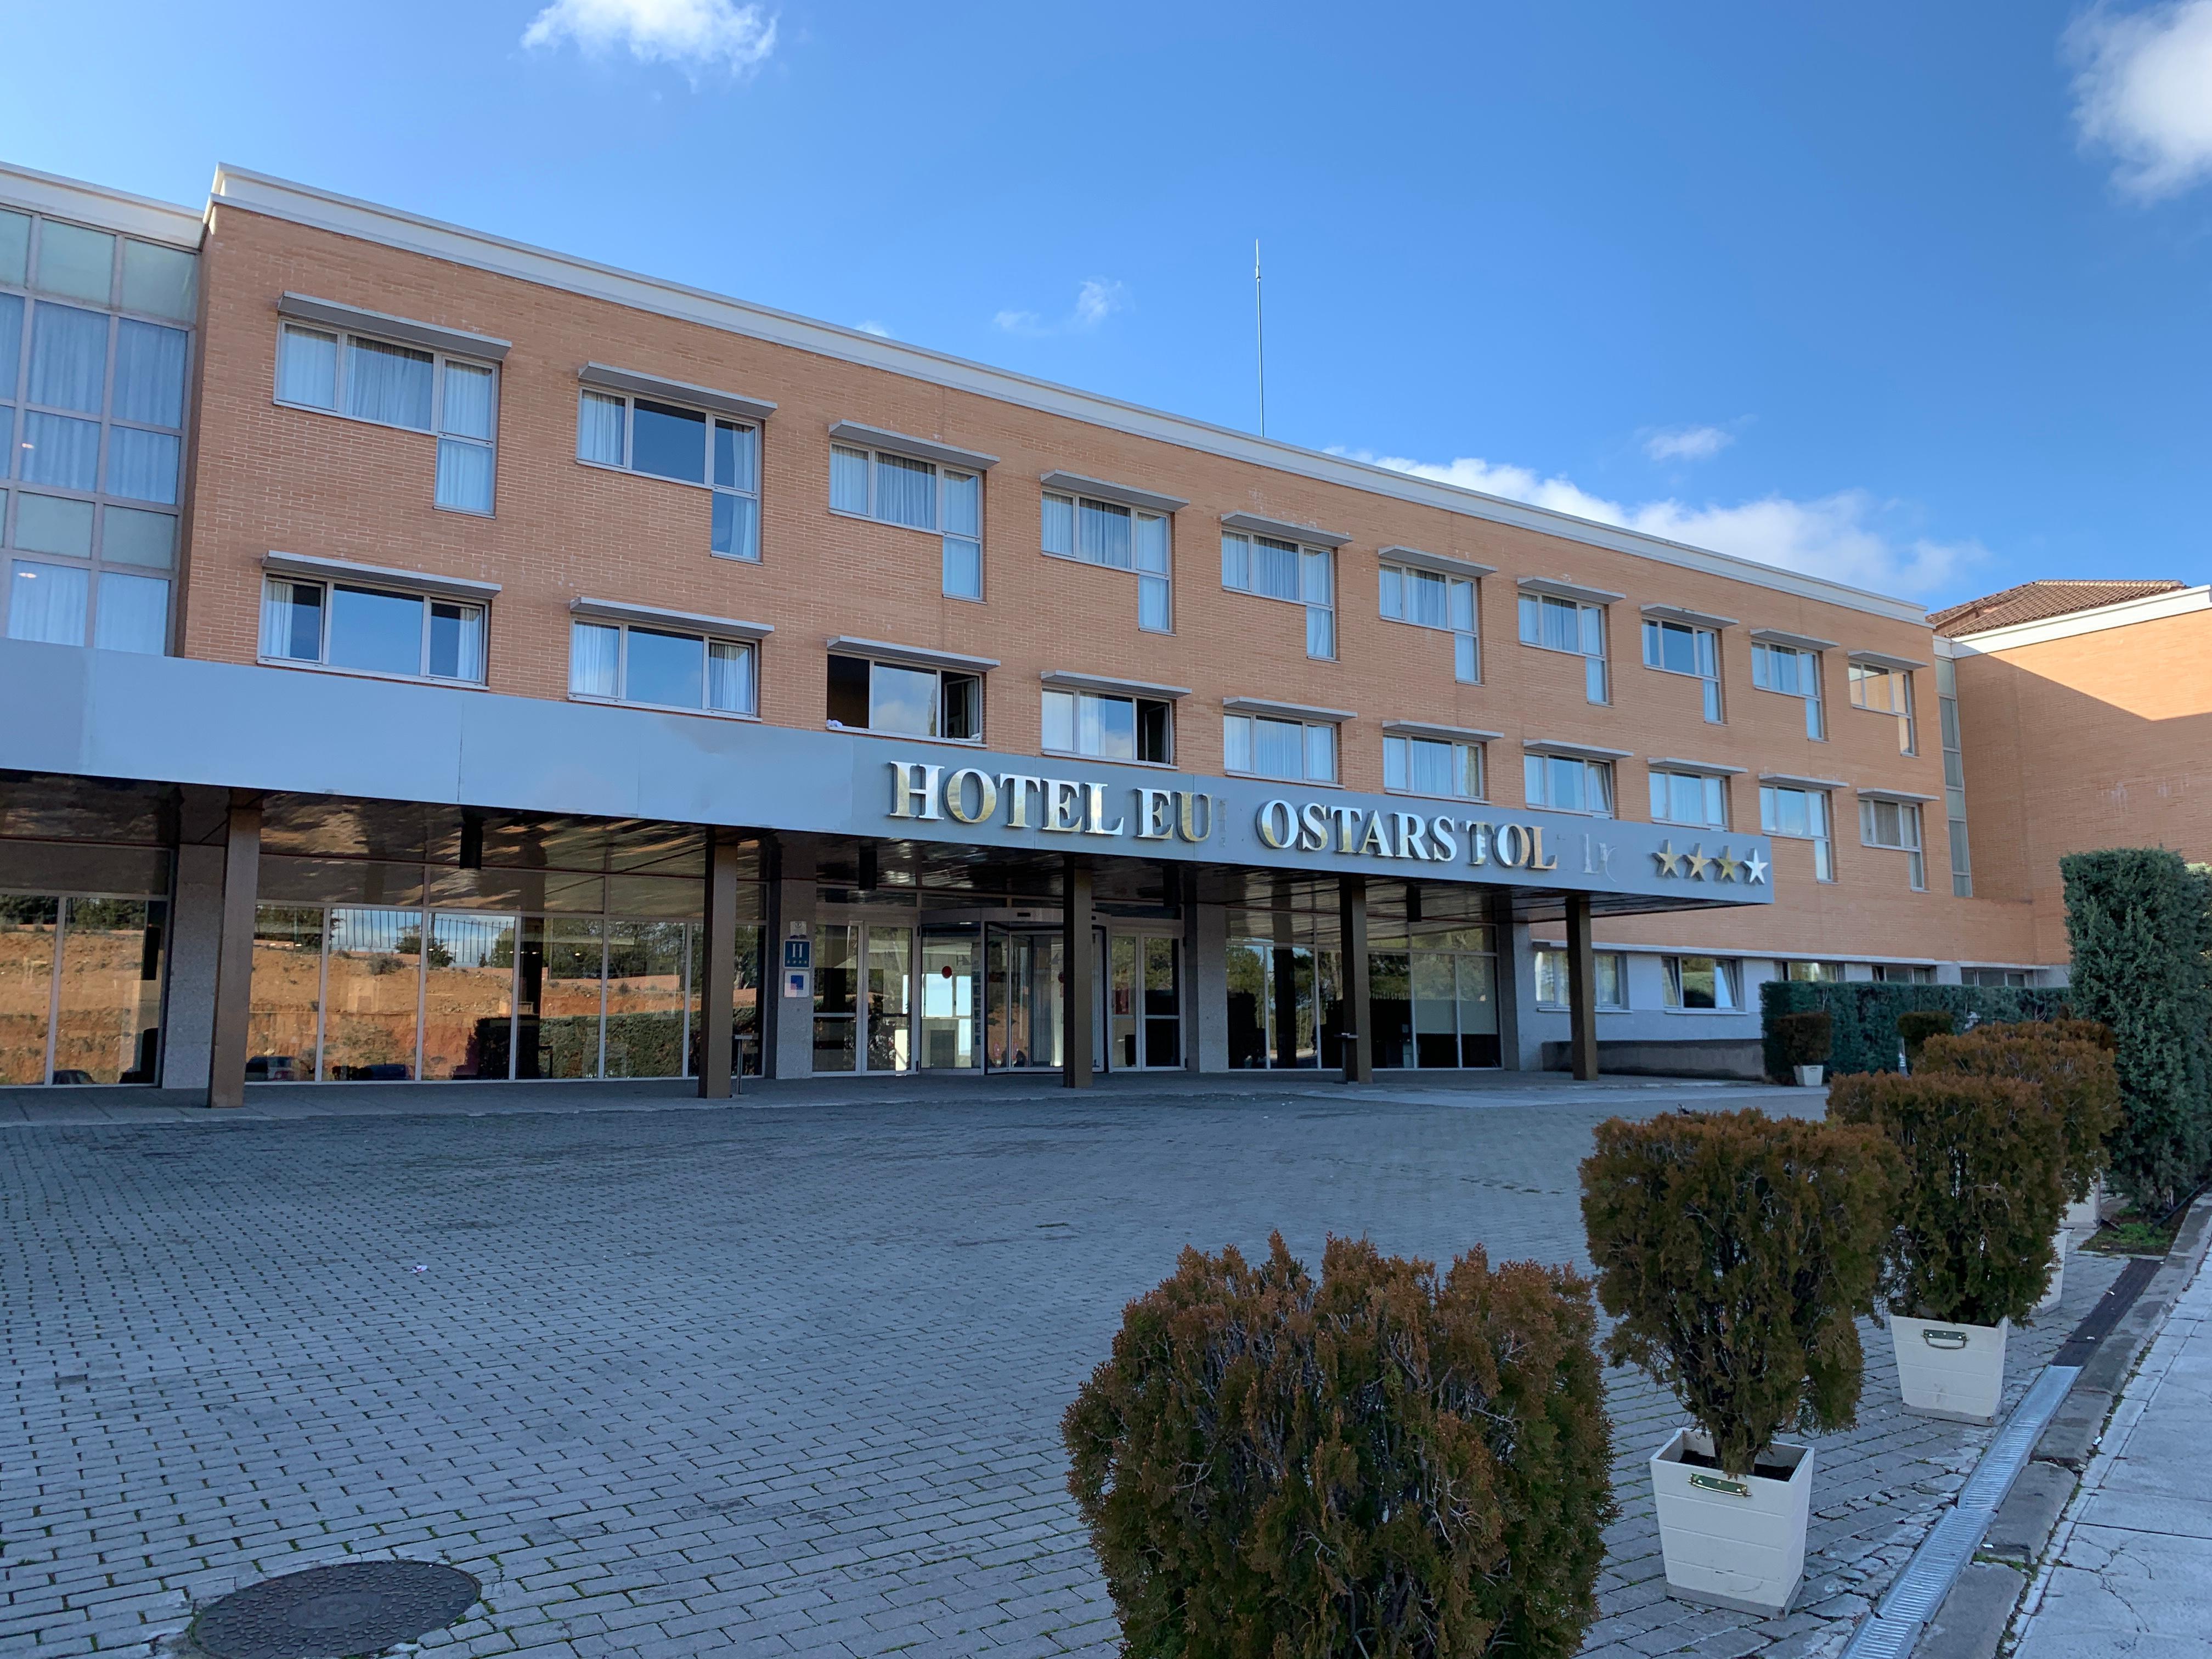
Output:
[2063, 1180, 2102, 1233]
[1793, 1063, 1825, 1087]
[2035, 1229, 2067, 1316]
[1650, 1427, 1813, 1616]
[1891, 1314, 2008, 1424]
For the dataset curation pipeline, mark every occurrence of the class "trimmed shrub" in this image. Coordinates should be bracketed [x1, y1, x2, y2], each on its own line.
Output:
[1760, 980, 2072, 1082]
[1827, 1073, 2067, 1326]
[2062, 849, 2212, 1211]
[1771, 1011, 1833, 1070]
[1898, 1009, 1956, 1072]
[1064, 1233, 1612, 1659]
[1919, 1022, 2121, 1205]
[1580, 1109, 1898, 1479]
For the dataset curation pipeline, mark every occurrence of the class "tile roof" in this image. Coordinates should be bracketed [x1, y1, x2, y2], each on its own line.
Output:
[1929, 579, 2186, 636]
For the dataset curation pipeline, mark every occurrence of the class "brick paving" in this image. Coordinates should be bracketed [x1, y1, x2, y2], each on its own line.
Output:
[0, 1076, 2120, 1657]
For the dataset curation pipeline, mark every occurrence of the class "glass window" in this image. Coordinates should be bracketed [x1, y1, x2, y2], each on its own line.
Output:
[1643, 618, 1723, 721]
[120, 240, 196, 321]
[30, 303, 109, 413]
[1649, 770, 1727, 828]
[112, 320, 187, 428]
[259, 577, 485, 684]
[1664, 956, 1741, 1011]
[93, 571, 167, 653]
[277, 325, 338, 409]
[15, 493, 94, 556]
[1222, 532, 1334, 659]
[1752, 641, 1825, 738]
[1379, 562, 1479, 682]
[1045, 490, 1171, 629]
[101, 506, 175, 569]
[20, 411, 99, 490]
[278, 323, 498, 512]
[104, 427, 178, 504]
[566, 619, 757, 715]
[436, 360, 496, 514]
[942, 470, 981, 599]
[1523, 753, 1613, 815]
[830, 443, 869, 514]
[829, 442, 984, 595]
[1535, 948, 1628, 1009]
[34, 221, 114, 305]
[1519, 592, 1607, 703]
[827, 653, 981, 740]
[1384, 733, 1482, 799]
[1859, 797, 1926, 889]
[875, 452, 936, 528]
[1137, 511, 1171, 633]
[712, 420, 761, 561]
[1759, 784, 1835, 882]
[574, 390, 760, 557]
[631, 398, 706, 482]
[345, 337, 434, 430]
[0, 210, 27, 288]
[1784, 960, 1846, 983]
[1849, 662, 1917, 753]
[1223, 712, 1336, 783]
[8, 560, 88, 644]
[1042, 689, 1172, 764]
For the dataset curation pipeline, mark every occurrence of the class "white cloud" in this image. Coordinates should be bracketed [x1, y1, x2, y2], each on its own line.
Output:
[853, 320, 891, 338]
[1336, 449, 1982, 599]
[1644, 424, 1734, 462]
[521, 0, 777, 77]
[996, 279, 1130, 336]
[2067, 0, 2212, 198]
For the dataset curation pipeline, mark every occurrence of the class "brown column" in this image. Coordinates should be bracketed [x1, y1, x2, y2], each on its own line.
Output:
[205, 795, 262, 1109]
[698, 831, 743, 1099]
[1566, 891, 1599, 1082]
[1338, 874, 1373, 1083]
[1063, 857, 1094, 1088]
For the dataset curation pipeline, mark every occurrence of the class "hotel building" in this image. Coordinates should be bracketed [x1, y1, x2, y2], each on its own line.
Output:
[0, 160, 2127, 1101]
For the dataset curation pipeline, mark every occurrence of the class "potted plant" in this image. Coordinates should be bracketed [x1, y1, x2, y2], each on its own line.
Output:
[1827, 1071, 2067, 1422]
[1771, 1010, 1833, 1087]
[1064, 1233, 1614, 1659]
[1897, 1008, 1956, 1073]
[1916, 1022, 2120, 1321]
[1581, 1109, 1896, 1616]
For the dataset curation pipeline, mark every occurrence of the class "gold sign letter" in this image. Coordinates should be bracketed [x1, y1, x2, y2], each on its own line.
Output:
[888, 761, 942, 821]
[944, 768, 997, 825]
[1136, 788, 1175, 840]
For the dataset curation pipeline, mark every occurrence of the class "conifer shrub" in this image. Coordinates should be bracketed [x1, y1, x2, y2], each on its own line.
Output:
[1063, 1233, 1612, 1659]
[1771, 1011, 1833, 1072]
[1579, 1109, 1897, 1479]
[1897, 1009, 1956, 1071]
[1827, 1072, 2067, 1326]
[1917, 1022, 2120, 1205]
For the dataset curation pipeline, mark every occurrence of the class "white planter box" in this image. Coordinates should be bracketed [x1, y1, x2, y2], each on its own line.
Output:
[1793, 1064, 1825, 1087]
[1891, 1314, 2008, 1424]
[1650, 1427, 1813, 1616]
[2036, 1230, 2067, 1316]
[2063, 1180, 2102, 1233]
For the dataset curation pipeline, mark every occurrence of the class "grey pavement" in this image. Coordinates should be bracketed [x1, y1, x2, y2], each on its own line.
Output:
[2013, 1243, 2212, 1659]
[0, 1076, 2120, 1658]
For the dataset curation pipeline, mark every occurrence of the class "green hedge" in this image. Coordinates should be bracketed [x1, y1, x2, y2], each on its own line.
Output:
[1758, 981, 2072, 1082]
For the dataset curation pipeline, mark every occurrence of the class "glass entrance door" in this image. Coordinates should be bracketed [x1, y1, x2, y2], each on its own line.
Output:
[1107, 933, 1180, 1069]
[985, 927, 1063, 1070]
[813, 922, 915, 1073]
[919, 934, 979, 1070]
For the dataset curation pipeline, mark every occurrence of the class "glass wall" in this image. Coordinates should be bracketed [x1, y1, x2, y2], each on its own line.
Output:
[919, 933, 979, 1070]
[0, 892, 165, 1084]
[1368, 922, 1499, 1069]
[1226, 910, 1345, 1070]
[812, 922, 916, 1073]
[985, 928, 1062, 1070]
[1108, 933, 1180, 1069]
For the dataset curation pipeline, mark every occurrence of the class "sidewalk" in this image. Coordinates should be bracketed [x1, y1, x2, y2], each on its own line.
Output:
[2012, 1243, 2212, 1659]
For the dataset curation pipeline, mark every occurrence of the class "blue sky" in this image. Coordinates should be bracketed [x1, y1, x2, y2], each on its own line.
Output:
[8, 0, 2212, 610]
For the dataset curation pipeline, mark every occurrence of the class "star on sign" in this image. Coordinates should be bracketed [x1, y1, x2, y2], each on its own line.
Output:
[1682, 844, 1713, 881]
[1652, 840, 1681, 877]
[1712, 847, 1743, 882]
[1745, 849, 1770, 885]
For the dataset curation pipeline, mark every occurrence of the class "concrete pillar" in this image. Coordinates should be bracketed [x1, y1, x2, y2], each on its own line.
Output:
[1488, 888, 1528, 1073]
[1338, 874, 1372, 1084]
[1063, 857, 1094, 1089]
[697, 833, 743, 1098]
[1565, 891, 1599, 1082]
[205, 795, 262, 1109]
[770, 872, 816, 1079]
[160, 787, 229, 1093]
[1193, 897, 1229, 1074]
[1180, 866, 1203, 1074]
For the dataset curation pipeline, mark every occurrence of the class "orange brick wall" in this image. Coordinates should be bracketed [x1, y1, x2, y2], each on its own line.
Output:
[181, 201, 2034, 966]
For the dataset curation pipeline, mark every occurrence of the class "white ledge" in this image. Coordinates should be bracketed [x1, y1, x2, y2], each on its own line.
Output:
[1757, 771, 1850, 790]
[1040, 670, 1191, 700]
[579, 363, 775, 422]
[1847, 648, 1928, 672]
[1647, 757, 1748, 777]
[277, 292, 510, 361]
[1855, 786, 1940, 804]
[1381, 720, 1504, 743]
[1037, 470, 1188, 514]
[829, 421, 998, 471]
[1222, 696, 1356, 723]
[569, 597, 772, 640]
[1522, 737, 1633, 761]
[1518, 575, 1627, 605]
[1642, 603, 1739, 630]
[1748, 627, 1839, 652]
[826, 635, 1000, 672]
[262, 550, 501, 601]
[1378, 545, 1496, 579]
[1220, 511, 1351, 549]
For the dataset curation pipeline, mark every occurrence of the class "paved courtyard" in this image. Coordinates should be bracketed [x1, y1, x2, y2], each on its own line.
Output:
[2, 1075, 2119, 1658]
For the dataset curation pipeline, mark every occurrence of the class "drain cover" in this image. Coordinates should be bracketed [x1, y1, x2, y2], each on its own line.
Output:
[191, 1561, 479, 1659]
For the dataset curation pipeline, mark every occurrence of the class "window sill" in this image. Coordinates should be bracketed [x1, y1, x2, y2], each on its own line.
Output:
[1383, 785, 1486, 805]
[256, 655, 488, 691]
[569, 694, 760, 723]
[1042, 747, 1178, 771]
[1519, 639, 1602, 662]
[433, 501, 495, 520]
[1042, 546, 1140, 575]
[826, 720, 985, 747]
[1660, 1006, 1752, 1017]
[272, 396, 438, 442]
[709, 550, 762, 565]
[1534, 1003, 1629, 1014]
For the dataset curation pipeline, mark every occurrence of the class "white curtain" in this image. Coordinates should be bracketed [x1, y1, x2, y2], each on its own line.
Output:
[435, 438, 493, 513]
[0, 292, 22, 393]
[93, 571, 167, 654]
[577, 391, 625, 465]
[873, 452, 935, 529]
[570, 622, 620, 697]
[113, 320, 187, 427]
[278, 326, 338, 409]
[22, 411, 99, 490]
[441, 362, 494, 439]
[1041, 493, 1074, 556]
[8, 561, 88, 645]
[27, 303, 107, 413]
[105, 427, 179, 504]
[829, 444, 869, 513]
[345, 337, 433, 430]
[707, 640, 754, 714]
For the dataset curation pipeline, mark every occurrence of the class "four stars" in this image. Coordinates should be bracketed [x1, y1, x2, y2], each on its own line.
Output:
[1651, 839, 1769, 884]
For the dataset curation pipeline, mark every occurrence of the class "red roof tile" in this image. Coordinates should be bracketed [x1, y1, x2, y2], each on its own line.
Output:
[1929, 579, 2186, 636]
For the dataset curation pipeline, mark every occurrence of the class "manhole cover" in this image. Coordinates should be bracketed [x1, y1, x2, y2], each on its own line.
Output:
[191, 1561, 479, 1659]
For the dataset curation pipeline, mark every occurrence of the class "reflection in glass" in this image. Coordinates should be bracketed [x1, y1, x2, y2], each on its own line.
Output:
[920, 934, 978, 1069]
[53, 898, 162, 1083]
[8, 561, 88, 645]
[321, 907, 422, 1079]
[604, 919, 687, 1077]
[1413, 952, 1457, 1069]
[1143, 935, 1180, 1068]
[985, 928, 1062, 1069]
[685, 922, 764, 1077]
[866, 927, 912, 1073]
[246, 904, 323, 1081]
[812, 922, 857, 1072]
[516, 916, 603, 1079]
[869, 663, 938, 737]
[0, 896, 59, 1084]
[329, 586, 424, 676]
[423, 911, 516, 1079]
[626, 628, 703, 710]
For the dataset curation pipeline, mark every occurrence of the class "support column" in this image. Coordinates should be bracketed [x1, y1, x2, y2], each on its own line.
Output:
[1338, 874, 1372, 1084]
[698, 832, 743, 1099]
[1063, 857, 1094, 1089]
[1565, 891, 1599, 1082]
[205, 795, 262, 1109]
[1180, 865, 1203, 1074]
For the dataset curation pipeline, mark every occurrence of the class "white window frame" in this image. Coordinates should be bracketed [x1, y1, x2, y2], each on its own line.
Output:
[1222, 711, 1339, 784]
[1523, 753, 1614, 817]
[1858, 797, 1926, 890]
[1221, 532, 1335, 660]
[1848, 662, 1917, 754]
[574, 389, 761, 561]
[1517, 592, 1608, 703]
[1534, 947, 1628, 1010]
[1042, 490, 1173, 633]
[1783, 960, 1847, 983]
[1379, 562, 1479, 683]
[828, 441, 984, 602]
[1662, 955, 1743, 1012]
[274, 321, 498, 516]
[1759, 783, 1836, 883]
[567, 619, 759, 719]
[827, 651, 985, 743]
[258, 574, 487, 686]
[1383, 732, 1484, 800]
[1648, 769, 1729, 829]
[1041, 686, 1175, 766]
[1937, 656, 1971, 898]
[1751, 641, 1825, 739]
[1641, 618, 1722, 722]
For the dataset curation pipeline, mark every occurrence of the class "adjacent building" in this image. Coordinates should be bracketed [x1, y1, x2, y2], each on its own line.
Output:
[0, 159, 2169, 1098]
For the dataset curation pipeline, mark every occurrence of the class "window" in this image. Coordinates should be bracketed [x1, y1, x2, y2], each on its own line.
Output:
[1380, 562, 1479, 682]
[1784, 960, 1846, 983]
[569, 620, 756, 716]
[575, 391, 759, 561]
[1534, 948, 1627, 1009]
[1222, 532, 1334, 659]
[1663, 956, 1741, 1011]
[1223, 712, 1337, 783]
[1871, 963, 1936, 984]
[1642, 618, 1722, 721]
[1848, 661, 1916, 753]
[1937, 656, 1971, 897]
[1859, 797, 1926, 890]
[1649, 769, 1728, 828]
[2, 212, 193, 654]
[1523, 753, 1612, 816]
[1042, 688, 1172, 764]
[260, 576, 486, 683]
[827, 653, 981, 740]
[276, 323, 497, 514]
[1517, 592, 1607, 703]
[1751, 641, 1825, 739]
[1384, 733, 1483, 799]
[829, 442, 983, 600]
[1964, 967, 2031, 989]
[1760, 784, 1835, 882]
[1043, 491, 1173, 632]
